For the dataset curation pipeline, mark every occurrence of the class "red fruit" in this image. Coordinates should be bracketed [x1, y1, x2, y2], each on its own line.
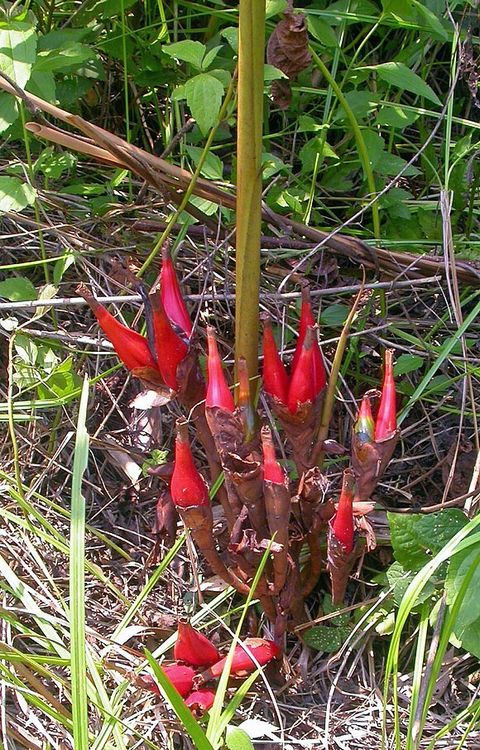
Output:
[149, 290, 188, 390]
[332, 470, 355, 554]
[291, 285, 326, 396]
[261, 316, 289, 405]
[173, 620, 220, 667]
[205, 327, 235, 411]
[78, 285, 157, 372]
[170, 420, 210, 509]
[185, 688, 216, 714]
[261, 426, 285, 485]
[138, 663, 195, 698]
[209, 638, 279, 677]
[354, 392, 375, 444]
[287, 325, 316, 413]
[160, 244, 193, 337]
[375, 349, 397, 440]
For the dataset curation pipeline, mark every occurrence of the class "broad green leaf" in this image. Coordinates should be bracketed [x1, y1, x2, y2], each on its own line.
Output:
[185, 73, 224, 134]
[266, 0, 288, 18]
[357, 62, 441, 106]
[307, 16, 338, 47]
[202, 44, 223, 70]
[388, 510, 468, 571]
[386, 561, 435, 606]
[0, 176, 36, 213]
[163, 40, 206, 69]
[375, 104, 419, 128]
[27, 68, 56, 101]
[225, 727, 255, 750]
[320, 304, 349, 326]
[264, 63, 288, 81]
[0, 92, 18, 132]
[0, 21, 37, 87]
[446, 545, 480, 658]
[302, 625, 352, 652]
[34, 43, 94, 73]
[221, 27, 238, 53]
[0, 276, 37, 301]
[394, 353, 424, 376]
[300, 136, 338, 172]
[14, 334, 38, 365]
[185, 146, 223, 179]
[333, 90, 380, 122]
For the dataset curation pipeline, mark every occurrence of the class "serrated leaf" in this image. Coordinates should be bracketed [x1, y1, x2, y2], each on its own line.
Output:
[388, 510, 468, 571]
[0, 22, 37, 88]
[163, 40, 206, 69]
[0, 176, 36, 213]
[394, 353, 424, 376]
[357, 62, 441, 106]
[302, 625, 351, 652]
[0, 276, 37, 301]
[185, 73, 224, 134]
[225, 727, 255, 750]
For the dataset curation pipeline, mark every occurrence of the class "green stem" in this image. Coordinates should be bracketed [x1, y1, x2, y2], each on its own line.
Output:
[309, 47, 381, 242]
[138, 76, 235, 277]
[234, 0, 265, 380]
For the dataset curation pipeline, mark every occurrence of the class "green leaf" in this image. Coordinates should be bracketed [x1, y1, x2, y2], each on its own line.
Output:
[185, 73, 224, 134]
[302, 625, 352, 652]
[0, 21, 37, 87]
[34, 43, 94, 73]
[14, 334, 38, 365]
[394, 353, 424, 376]
[163, 40, 206, 69]
[0, 92, 18, 132]
[357, 62, 441, 106]
[27, 68, 56, 101]
[37, 357, 82, 400]
[300, 136, 338, 172]
[446, 545, 480, 658]
[185, 145, 223, 179]
[0, 176, 36, 213]
[221, 27, 238, 53]
[226, 727, 255, 750]
[320, 304, 349, 326]
[333, 90, 380, 122]
[263, 63, 288, 81]
[386, 561, 435, 606]
[202, 45, 223, 70]
[34, 149, 77, 179]
[388, 510, 468, 571]
[375, 104, 419, 128]
[266, 0, 288, 18]
[0, 276, 37, 301]
[307, 16, 338, 47]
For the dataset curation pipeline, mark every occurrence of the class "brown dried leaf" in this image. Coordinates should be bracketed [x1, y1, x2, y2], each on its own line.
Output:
[351, 431, 400, 502]
[327, 527, 357, 605]
[267, 3, 312, 80]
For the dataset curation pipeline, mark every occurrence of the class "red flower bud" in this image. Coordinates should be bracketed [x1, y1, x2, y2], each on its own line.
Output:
[261, 315, 289, 405]
[375, 349, 397, 440]
[331, 470, 355, 554]
[149, 290, 188, 390]
[208, 638, 279, 678]
[138, 663, 195, 697]
[170, 420, 210, 509]
[185, 688, 216, 714]
[261, 426, 285, 485]
[77, 284, 157, 372]
[206, 327, 235, 411]
[354, 392, 375, 444]
[160, 244, 193, 337]
[291, 285, 326, 396]
[287, 325, 316, 413]
[173, 619, 220, 667]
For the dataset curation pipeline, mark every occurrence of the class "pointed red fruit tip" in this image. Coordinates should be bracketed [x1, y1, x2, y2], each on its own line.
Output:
[261, 315, 289, 405]
[173, 619, 220, 667]
[205, 326, 235, 412]
[160, 243, 193, 337]
[287, 325, 316, 413]
[162, 663, 196, 697]
[261, 426, 285, 484]
[149, 290, 188, 390]
[354, 392, 375, 444]
[77, 283, 158, 372]
[332, 469, 355, 554]
[290, 283, 315, 373]
[209, 638, 280, 678]
[374, 349, 397, 441]
[170, 419, 210, 509]
[185, 688, 216, 714]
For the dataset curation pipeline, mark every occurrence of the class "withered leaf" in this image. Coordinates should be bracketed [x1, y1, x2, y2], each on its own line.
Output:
[267, 1, 312, 109]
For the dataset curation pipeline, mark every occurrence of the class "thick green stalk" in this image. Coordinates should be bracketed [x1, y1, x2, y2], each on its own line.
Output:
[235, 0, 265, 378]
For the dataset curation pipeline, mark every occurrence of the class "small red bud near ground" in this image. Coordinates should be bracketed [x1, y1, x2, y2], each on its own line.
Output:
[261, 427, 285, 485]
[207, 638, 279, 678]
[354, 392, 375, 444]
[375, 349, 397, 440]
[170, 420, 210, 509]
[287, 325, 316, 413]
[138, 663, 195, 698]
[149, 290, 188, 390]
[261, 315, 289, 405]
[77, 284, 158, 372]
[205, 326, 235, 411]
[160, 244, 193, 337]
[185, 688, 216, 714]
[173, 619, 220, 667]
[331, 470, 355, 554]
[290, 286, 326, 397]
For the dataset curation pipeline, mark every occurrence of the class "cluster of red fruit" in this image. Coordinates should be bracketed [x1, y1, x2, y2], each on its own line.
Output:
[138, 620, 279, 716]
